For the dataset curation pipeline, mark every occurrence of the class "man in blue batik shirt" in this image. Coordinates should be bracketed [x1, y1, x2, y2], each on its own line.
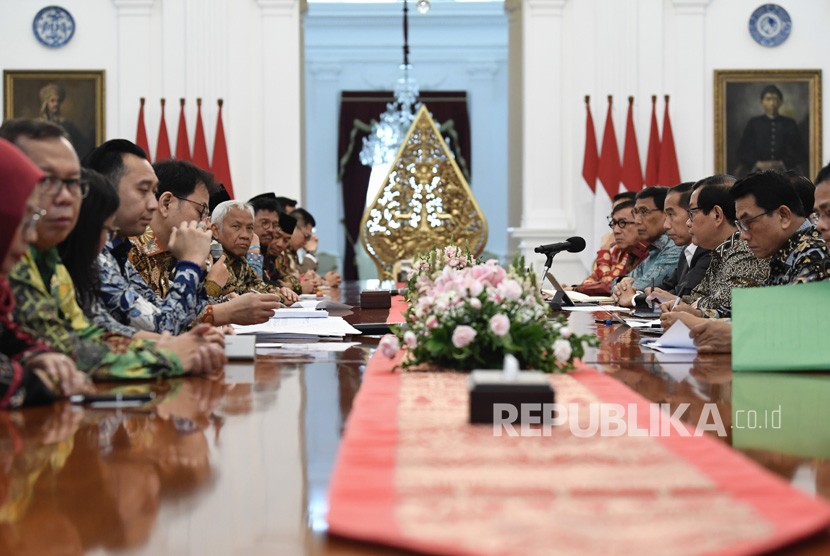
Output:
[612, 186, 684, 304]
[83, 140, 210, 335]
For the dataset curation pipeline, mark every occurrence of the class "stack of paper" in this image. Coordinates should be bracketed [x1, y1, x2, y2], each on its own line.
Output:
[232, 316, 361, 340]
[639, 320, 697, 354]
[274, 307, 328, 318]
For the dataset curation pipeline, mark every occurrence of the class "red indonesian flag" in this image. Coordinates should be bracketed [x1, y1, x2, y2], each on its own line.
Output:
[192, 98, 210, 171]
[657, 95, 681, 185]
[621, 96, 643, 192]
[644, 95, 661, 186]
[597, 96, 621, 199]
[156, 98, 172, 161]
[582, 96, 599, 193]
[135, 98, 151, 162]
[211, 99, 234, 199]
[175, 98, 191, 161]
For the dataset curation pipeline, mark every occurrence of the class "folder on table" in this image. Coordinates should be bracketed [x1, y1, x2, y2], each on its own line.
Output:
[732, 282, 830, 372]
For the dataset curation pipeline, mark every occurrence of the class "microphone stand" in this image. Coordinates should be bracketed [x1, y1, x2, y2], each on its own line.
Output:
[539, 251, 556, 296]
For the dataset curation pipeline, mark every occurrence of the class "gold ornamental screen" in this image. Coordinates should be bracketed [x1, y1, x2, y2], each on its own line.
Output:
[360, 105, 488, 279]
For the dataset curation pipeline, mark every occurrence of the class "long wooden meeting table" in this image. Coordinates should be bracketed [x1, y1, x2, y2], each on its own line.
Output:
[1, 282, 828, 555]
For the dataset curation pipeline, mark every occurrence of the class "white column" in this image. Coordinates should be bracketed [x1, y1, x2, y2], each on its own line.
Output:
[506, 0, 584, 282]
[305, 62, 343, 266]
[112, 0, 156, 139]
[256, 0, 305, 202]
[466, 61, 507, 261]
[669, 0, 711, 180]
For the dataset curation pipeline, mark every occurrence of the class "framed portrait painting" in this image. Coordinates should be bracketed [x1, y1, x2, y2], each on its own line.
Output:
[3, 70, 105, 158]
[714, 69, 821, 180]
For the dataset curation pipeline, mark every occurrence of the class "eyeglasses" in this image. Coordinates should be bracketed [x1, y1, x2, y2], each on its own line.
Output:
[257, 219, 278, 231]
[175, 196, 210, 220]
[734, 210, 773, 233]
[810, 210, 830, 226]
[687, 206, 702, 222]
[608, 218, 634, 229]
[39, 176, 89, 199]
[633, 206, 662, 217]
[22, 208, 47, 235]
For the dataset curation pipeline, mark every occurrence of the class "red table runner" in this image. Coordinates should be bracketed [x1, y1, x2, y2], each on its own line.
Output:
[328, 352, 830, 555]
[386, 294, 407, 324]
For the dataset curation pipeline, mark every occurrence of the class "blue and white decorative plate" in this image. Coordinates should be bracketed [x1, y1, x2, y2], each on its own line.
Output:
[32, 6, 75, 48]
[748, 4, 792, 47]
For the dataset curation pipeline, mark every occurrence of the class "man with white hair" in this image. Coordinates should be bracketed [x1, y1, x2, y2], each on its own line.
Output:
[209, 200, 298, 302]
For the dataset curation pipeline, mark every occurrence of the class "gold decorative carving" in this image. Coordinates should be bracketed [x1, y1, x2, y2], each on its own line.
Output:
[360, 105, 488, 279]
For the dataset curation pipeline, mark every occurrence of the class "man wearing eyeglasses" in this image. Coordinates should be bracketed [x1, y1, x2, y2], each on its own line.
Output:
[574, 200, 647, 296]
[662, 171, 829, 352]
[732, 171, 830, 285]
[629, 182, 712, 308]
[84, 140, 214, 335]
[127, 160, 285, 326]
[660, 175, 769, 319]
[611, 186, 684, 305]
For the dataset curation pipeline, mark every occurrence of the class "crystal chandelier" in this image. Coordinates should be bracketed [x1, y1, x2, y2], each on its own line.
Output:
[359, 0, 428, 167]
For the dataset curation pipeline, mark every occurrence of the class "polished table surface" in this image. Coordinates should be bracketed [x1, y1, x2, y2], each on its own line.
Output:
[1, 282, 829, 555]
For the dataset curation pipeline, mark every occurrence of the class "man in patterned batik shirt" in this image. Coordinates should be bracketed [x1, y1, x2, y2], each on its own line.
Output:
[659, 176, 769, 319]
[83, 140, 212, 335]
[662, 171, 830, 352]
[576, 200, 648, 297]
[131, 160, 284, 326]
[731, 171, 830, 284]
[209, 200, 298, 303]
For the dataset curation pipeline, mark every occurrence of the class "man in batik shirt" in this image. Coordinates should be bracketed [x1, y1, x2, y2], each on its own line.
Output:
[83, 140, 211, 335]
[659, 176, 769, 319]
[662, 171, 830, 352]
[575, 200, 647, 296]
[209, 200, 298, 303]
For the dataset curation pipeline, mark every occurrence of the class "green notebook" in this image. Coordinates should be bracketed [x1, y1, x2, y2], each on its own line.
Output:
[732, 282, 830, 372]
[732, 372, 830, 458]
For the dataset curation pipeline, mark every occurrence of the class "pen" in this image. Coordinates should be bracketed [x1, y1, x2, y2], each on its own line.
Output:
[669, 296, 681, 311]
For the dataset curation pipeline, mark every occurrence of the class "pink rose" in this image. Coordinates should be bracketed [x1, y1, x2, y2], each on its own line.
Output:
[426, 315, 439, 328]
[378, 334, 400, 358]
[489, 314, 510, 337]
[452, 325, 477, 348]
[403, 331, 418, 348]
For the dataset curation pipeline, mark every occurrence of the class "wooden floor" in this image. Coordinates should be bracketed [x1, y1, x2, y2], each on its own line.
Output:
[1, 283, 828, 555]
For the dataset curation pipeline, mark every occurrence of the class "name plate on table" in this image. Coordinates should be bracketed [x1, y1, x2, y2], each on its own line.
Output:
[225, 334, 256, 360]
[732, 282, 830, 371]
[468, 370, 554, 424]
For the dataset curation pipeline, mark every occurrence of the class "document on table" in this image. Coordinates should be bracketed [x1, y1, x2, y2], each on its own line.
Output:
[256, 341, 361, 354]
[541, 289, 614, 304]
[291, 300, 353, 312]
[233, 316, 361, 339]
[561, 305, 631, 313]
[640, 320, 697, 354]
[273, 307, 328, 318]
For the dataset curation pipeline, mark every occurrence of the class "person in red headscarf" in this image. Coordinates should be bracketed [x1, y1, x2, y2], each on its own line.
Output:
[0, 138, 91, 408]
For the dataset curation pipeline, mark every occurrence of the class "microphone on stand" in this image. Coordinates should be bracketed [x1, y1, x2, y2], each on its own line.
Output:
[536, 236, 586, 299]
[534, 236, 586, 255]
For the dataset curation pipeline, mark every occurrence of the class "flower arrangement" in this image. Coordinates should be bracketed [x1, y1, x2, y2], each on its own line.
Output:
[379, 249, 596, 373]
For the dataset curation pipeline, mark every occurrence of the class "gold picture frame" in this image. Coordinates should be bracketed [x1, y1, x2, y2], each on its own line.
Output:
[3, 70, 105, 158]
[714, 69, 821, 180]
